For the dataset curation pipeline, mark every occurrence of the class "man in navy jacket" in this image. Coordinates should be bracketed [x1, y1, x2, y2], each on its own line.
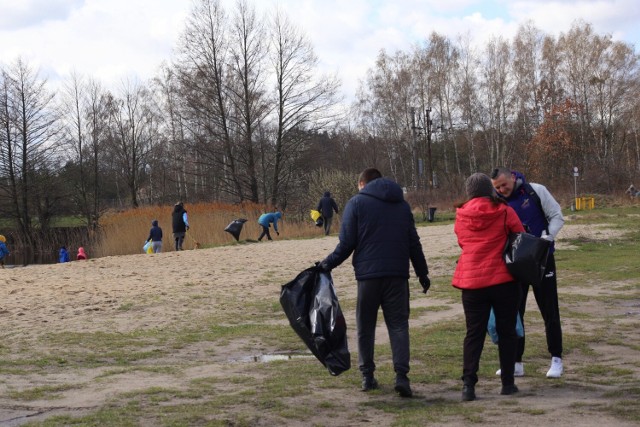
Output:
[317, 191, 339, 235]
[320, 168, 430, 397]
[491, 167, 565, 379]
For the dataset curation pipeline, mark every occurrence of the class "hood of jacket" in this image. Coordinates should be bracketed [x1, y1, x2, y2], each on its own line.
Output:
[455, 197, 506, 231]
[452, 197, 521, 290]
[323, 191, 331, 197]
[505, 170, 527, 200]
[359, 178, 404, 203]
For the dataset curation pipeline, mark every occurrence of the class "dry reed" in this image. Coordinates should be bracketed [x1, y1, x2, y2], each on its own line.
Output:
[93, 202, 335, 257]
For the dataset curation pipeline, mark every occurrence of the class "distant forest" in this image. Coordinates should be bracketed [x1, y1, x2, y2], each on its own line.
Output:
[1, 0, 639, 250]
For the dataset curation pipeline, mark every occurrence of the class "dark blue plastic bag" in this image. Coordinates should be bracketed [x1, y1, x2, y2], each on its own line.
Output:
[280, 267, 350, 376]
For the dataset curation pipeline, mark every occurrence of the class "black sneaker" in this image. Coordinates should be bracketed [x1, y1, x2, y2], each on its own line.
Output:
[462, 384, 476, 401]
[500, 384, 519, 395]
[361, 376, 379, 392]
[394, 374, 413, 398]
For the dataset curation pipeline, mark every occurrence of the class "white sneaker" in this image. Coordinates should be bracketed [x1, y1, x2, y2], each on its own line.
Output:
[546, 357, 563, 378]
[496, 362, 524, 377]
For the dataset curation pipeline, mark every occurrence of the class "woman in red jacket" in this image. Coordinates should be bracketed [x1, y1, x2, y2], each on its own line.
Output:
[453, 173, 525, 401]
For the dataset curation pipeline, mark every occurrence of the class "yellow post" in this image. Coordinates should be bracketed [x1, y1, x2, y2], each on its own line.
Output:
[576, 197, 595, 210]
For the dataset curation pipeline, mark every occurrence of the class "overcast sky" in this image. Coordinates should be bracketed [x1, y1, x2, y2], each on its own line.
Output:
[1, 0, 639, 102]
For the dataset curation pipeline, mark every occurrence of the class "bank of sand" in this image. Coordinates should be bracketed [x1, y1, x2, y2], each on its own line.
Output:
[0, 222, 621, 336]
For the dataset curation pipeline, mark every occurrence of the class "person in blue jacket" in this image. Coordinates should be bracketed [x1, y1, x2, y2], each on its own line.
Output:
[59, 246, 70, 263]
[0, 235, 9, 268]
[257, 211, 282, 241]
[319, 168, 430, 398]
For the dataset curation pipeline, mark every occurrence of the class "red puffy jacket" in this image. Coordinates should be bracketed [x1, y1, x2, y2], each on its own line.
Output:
[452, 197, 524, 290]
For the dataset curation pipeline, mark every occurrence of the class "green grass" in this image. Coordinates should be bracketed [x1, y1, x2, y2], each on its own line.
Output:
[9, 383, 83, 401]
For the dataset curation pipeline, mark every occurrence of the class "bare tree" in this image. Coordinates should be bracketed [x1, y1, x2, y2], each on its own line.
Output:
[425, 32, 462, 178]
[479, 36, 515, 167]
[153, 65, 192, 203]
[512, 21, 544, 143]
[227, 0, 270, 203]
[356, 49, 415, 184]
[268, 9, 341, 206]
[0, 59, 59, 250]
[454, 33, 481, 173]
[176, 0, 243, 201]
[107, 80, 159, 208]
[59, 73, 109, 230]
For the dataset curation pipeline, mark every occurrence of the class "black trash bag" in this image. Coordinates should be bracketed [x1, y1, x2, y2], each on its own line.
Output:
[428, 207, 437, 222]
[280, 267, 350, 376]
[224, 218, 248, 241]
[503, 232, 551, 286]
[315, 217, 324, 227]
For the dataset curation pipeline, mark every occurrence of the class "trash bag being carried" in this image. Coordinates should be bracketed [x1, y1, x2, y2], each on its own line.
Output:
[143, 240, 153, 254]
[503, 232, 551, 286]
[280, 266, 350, 376]
[224, 218, 248, 241]
[310, 210, 323, 227]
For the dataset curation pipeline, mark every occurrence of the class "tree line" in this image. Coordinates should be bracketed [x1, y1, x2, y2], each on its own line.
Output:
[354, 20, 640, 195]
[1, 0, 639, 254]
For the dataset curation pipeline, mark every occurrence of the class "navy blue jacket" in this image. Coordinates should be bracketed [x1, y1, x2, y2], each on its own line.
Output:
[317, 192, 339, 218]
[147, 221, 163, 242]
[501, 171, 564, 254]
[322, 178, 428, 280]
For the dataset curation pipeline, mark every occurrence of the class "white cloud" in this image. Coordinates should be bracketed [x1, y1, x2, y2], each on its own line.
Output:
[0, 0, 638, 102]
[0, 0, 84, 30]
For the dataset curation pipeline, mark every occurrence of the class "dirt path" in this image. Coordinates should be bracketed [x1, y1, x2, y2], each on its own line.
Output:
[0, 222, 638, 426]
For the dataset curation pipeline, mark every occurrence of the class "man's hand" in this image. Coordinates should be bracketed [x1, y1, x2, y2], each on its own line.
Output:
[186, 226, 190, 231]
[419, 276, 431, 294]
[541, 232, 553, 242]
[276, 231, 280, 236]
[316, 261, 331, 272]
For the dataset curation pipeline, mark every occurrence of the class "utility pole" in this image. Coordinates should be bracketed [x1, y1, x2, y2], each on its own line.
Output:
[425, 107, 433, 188]
[411, 108, 421, 189]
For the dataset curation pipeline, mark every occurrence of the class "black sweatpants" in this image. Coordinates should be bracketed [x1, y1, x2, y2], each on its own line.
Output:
[258, 225, 272, 241]
[356, 277, 410, 377]
[461, 281, 521, 387]
[516, 253, 563, 360]
[323, 216, 333, 235]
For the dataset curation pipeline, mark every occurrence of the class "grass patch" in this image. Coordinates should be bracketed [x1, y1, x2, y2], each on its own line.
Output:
[9, 383, 82, 401]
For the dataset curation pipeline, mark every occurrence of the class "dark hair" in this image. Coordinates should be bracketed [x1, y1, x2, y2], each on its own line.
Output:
[454, 194, 507, 209]
[490, 167, 511, 180]
[358, 168, 382, 185]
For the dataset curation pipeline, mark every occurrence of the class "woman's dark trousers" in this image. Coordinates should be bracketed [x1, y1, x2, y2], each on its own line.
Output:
[461, 282, 521, 387]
